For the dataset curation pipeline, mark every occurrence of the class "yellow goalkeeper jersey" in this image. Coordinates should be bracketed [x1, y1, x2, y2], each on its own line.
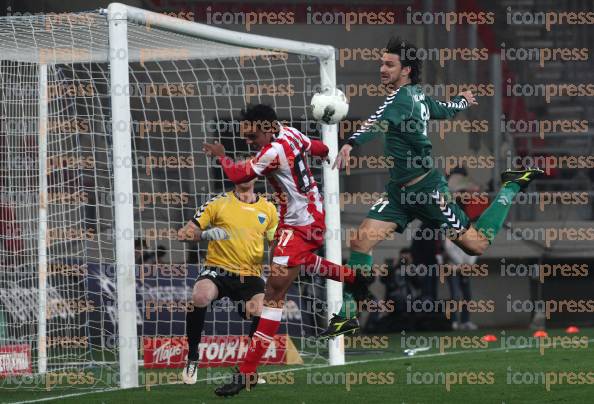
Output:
[192, 191, 278, 276]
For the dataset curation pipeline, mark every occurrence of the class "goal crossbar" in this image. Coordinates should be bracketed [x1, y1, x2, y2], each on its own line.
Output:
[104, 3, 335, 60]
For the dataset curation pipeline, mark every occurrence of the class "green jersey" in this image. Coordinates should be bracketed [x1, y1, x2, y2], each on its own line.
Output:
[347, 84, 468, 186]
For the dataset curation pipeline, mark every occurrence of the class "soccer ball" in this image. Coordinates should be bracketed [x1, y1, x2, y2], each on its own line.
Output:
[310, 88, 349, 124]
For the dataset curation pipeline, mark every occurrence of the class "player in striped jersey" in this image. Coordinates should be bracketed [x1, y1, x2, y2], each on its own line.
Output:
[178, 178, 278, 384]
[321, 37, 543, 338]
[203, 104, 362, 396]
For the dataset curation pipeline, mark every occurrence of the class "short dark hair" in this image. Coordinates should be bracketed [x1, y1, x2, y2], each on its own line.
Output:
[385, 37, 422, 84]
[240, 104, 277, 131]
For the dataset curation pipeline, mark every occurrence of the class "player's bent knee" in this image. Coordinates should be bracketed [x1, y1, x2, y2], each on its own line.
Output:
[264, 284, 286, 303]
[192, 291, 212, 308]
[461, 240, 488, 256]
[192, 280, 217, 307]
[349, 237, 363, 252]
[264, 281, 290, 306]
[351, 220, 394, 253]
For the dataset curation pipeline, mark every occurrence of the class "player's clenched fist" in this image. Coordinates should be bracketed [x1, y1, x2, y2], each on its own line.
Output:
[178, 226, 196, 241]
[201, 227, 229, 241]
[203, 142, 226, 158]
[458, 90, 478, 106]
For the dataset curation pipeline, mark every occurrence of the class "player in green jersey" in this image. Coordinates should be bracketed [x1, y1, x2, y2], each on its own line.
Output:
[320, 37, 543, 338]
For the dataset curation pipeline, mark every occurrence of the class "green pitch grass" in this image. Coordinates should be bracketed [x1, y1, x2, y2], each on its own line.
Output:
[3, 328, 593, 404]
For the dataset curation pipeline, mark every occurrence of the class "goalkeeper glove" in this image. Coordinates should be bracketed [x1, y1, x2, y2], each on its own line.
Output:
[201, 227, 229, 241]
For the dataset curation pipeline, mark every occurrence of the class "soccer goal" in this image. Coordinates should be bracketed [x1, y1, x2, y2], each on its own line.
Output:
[0, 3, 343, 390]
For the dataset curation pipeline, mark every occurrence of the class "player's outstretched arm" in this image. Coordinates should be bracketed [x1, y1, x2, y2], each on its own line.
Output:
[308, 139, 329, 159]
[425, 90, 477, 120]
[203, 141, 258, 184]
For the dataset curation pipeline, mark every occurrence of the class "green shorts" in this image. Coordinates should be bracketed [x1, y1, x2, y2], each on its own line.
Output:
[366, 169, 470, 234]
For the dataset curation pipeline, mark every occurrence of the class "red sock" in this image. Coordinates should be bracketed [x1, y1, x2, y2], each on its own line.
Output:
[239, 306, 282, 374]
[303, 253, 355, 283]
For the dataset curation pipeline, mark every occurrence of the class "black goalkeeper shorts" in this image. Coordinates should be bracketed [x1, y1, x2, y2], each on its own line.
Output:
[196, 266, 265, 308]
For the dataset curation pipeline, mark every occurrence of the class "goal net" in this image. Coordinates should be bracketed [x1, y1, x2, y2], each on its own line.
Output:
[0, 6, 341, 391]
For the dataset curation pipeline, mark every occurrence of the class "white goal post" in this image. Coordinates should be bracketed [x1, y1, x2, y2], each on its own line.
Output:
[5, 2, 344, 390]
[105, 3, 344, 387]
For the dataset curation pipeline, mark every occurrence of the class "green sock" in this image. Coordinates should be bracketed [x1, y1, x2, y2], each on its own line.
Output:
[338, 292, 358, 320]
[337, 251, 372, 319]
[475, 182, 520, 242]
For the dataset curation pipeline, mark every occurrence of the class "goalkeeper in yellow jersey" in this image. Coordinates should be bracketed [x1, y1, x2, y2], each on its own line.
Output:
[178, 177, 278, 384]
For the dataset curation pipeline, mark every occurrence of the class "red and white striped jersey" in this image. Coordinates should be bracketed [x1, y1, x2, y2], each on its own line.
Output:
[250, 125, 324, 227]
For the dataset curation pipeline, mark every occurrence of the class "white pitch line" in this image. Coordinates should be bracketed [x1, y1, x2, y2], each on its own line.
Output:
[2, 387, 120, 404]
[7, 337, 594, 404]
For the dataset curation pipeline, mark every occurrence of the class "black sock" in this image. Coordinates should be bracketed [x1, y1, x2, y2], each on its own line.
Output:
[186, 304, 207, 361]
[248, 316, 260, 338]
